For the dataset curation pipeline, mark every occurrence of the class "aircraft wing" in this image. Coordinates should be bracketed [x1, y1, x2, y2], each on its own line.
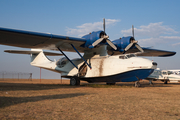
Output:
[0, 27, 87, 52]
[4, 50, 63, 56]
[136, 48, 176, 57]
[0, 27, 176, 57]
[109, 47, 176, 57]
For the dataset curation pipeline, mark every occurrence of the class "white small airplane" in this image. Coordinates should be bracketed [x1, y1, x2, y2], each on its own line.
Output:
[147, 68, 180, 84]
[0, 19, 176, 87]
[168, 70, 180, 75]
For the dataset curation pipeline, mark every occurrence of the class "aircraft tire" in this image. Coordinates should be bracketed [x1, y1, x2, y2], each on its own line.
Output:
[135, 81, 141, 87]
[70, 76, 80, 86]
[76, 77, 80, 86]
[164, 81, 168, 84]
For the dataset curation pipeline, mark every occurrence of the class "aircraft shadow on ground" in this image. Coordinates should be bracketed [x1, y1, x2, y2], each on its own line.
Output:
[0, 82, 78, 91]
[0, 93, 87, 108]
[0, 82, 175, 92]
[81, 82, 173, 88]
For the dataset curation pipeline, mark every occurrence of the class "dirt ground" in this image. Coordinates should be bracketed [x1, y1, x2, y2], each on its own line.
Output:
[0, 79, 180, 120]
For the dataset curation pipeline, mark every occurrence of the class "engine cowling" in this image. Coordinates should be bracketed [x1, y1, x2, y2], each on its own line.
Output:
[112, 36, 133, 52]
[81, 31, 106, 48]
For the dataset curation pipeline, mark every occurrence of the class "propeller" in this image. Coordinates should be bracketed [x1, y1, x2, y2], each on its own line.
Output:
[103, 18, 105, 33]
[124, 25, 144, 53]
[91, 18, 117, 50]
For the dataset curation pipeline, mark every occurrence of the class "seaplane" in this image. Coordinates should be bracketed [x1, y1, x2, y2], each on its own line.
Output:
[0, 19, 176, 87]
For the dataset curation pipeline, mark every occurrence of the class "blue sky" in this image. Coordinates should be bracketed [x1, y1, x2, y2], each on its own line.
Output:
[0, 0, 180, 79]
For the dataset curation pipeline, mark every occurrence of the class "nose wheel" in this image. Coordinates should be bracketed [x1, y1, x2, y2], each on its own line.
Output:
[135, 76, 141, 87]
[135, 81, 141, 87]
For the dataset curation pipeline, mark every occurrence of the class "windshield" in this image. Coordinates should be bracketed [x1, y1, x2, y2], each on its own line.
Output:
[119, 55, 127, 59]
[126, 54, 136, 58]
[119, 54, 136, 59]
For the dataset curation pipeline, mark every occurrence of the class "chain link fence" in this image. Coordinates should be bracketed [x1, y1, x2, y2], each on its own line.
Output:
[0, 71, 32, 80]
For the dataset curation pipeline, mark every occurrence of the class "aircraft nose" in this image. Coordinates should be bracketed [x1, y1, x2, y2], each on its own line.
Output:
[151, 62, 157, 69]
[152, 62, 157, 66]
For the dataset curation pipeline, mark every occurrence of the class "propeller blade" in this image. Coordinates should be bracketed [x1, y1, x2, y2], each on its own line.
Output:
[103, 18, 105, 33]
[135, 44, 144, 52]
[106, 39, 117, 50]
[132, 25, 134, 38]
[92, 38, 104, 47]
[124, 43, 134, 51]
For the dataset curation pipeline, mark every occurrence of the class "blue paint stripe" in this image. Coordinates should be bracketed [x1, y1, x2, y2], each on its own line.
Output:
[78, 69, 154, 83]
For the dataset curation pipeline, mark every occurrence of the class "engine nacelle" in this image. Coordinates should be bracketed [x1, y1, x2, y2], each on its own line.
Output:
[81, 31, 106, 48]
[112, 36, 134, 52]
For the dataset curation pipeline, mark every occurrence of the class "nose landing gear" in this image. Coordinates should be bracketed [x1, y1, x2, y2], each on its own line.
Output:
[135, 81, 141, 87]
[135, 76, 141, 87]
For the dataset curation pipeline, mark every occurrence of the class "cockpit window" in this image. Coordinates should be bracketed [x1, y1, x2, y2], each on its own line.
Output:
[129, 54, 136, 57]
[119, 55, 126, 59]
[119, 54, 136, 59]
[126, 55, 130, 58]
[126, 54, 136, 58]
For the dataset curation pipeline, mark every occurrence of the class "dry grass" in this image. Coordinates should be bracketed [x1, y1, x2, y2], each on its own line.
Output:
[0, 79, 180, 120]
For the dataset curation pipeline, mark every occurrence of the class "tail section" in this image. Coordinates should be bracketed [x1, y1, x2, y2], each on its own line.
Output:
[30, 49, 43, 62]
[4, 49, 63, 73]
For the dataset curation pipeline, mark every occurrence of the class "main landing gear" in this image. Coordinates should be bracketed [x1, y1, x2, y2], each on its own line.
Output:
[149, 80, 154, 85]
[164, 80, 168, 84]
[70, 62, 88, 86]
[70, 76, 80, 86]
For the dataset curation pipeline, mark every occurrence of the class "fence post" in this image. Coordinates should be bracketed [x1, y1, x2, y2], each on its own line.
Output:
[40, 68, 41, 83]
[2, 72, 4, 80]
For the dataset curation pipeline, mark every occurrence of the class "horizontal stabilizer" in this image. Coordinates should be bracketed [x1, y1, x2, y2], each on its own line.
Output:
[4, 50, 63, 56]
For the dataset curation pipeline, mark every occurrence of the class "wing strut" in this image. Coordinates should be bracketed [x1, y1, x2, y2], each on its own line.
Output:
[57, 47, 78, 69]
[71, 44, 92, 69]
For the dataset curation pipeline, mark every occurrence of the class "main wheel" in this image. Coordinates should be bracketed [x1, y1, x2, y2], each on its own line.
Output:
[164, 81, 168, 84]
[149, 80, 153, 85]
[70, 76, 80, 86]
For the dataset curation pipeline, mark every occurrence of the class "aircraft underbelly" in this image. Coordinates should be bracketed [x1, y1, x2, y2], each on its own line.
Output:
[81, 69, 153, 82]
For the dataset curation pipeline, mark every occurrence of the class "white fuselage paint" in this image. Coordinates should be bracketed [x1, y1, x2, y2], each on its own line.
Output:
[31, 51, 156, 78]
[57, 55, 156, 77]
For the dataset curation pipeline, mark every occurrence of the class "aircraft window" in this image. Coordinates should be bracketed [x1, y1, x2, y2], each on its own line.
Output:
[119, 55, 126, 59]
[168, 71, 173, 75]
[162, 72, 167, 75]
[154, 71, 158, 75]
[126, 55, 130, 58]
[56, 57, 68, 68]
[129, 54, 136, 57]
[126, 54, 136, 58]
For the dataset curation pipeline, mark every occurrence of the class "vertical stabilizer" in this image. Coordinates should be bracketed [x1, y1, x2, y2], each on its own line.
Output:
[30, 49, 57, 71]
[30, 49, 43, 62]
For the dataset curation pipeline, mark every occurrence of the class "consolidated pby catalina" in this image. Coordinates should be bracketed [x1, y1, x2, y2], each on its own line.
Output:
[0, 19, 176, 87]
